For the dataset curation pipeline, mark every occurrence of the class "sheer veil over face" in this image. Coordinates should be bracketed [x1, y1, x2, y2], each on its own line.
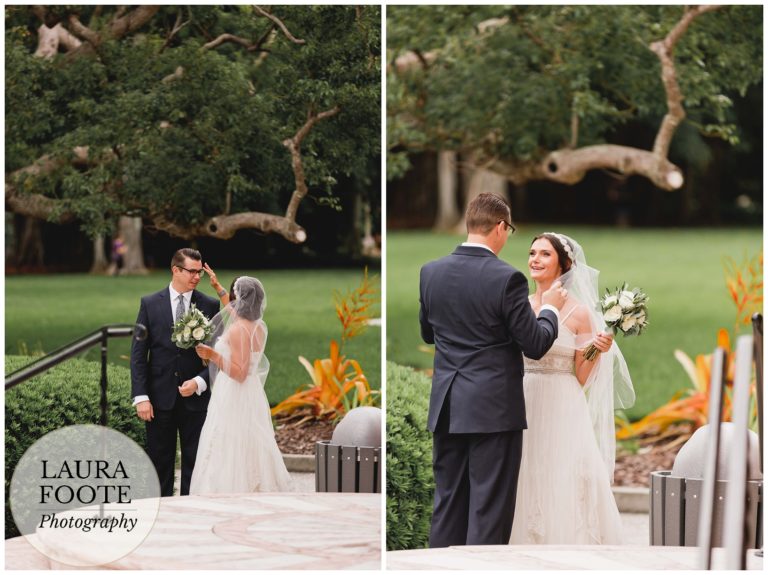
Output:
[544, 232, 635, 482]
[207, 277, 270, 386]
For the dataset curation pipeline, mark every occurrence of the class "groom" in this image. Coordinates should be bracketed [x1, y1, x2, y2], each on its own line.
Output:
[419, 193, 567, 547]
[130, 248, 220, 496]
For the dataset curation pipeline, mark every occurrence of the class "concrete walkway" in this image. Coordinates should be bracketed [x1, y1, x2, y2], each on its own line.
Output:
[6, 472, 380, 570]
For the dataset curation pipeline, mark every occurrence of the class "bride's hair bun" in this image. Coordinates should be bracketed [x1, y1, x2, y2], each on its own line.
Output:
[233, 277, 265, 321]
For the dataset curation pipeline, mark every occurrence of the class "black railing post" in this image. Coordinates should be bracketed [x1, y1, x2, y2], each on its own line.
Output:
[5, 324, 147, 422]
[100, 327, 109, 426]
[752, 313, 763, 473]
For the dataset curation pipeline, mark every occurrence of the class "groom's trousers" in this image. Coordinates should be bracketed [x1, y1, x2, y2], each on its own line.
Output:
[429, 400, 524, 548]
[146, 399, 207, 496]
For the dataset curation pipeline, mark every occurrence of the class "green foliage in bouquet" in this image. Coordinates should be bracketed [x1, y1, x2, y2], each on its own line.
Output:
[4, 356, 144, 539]
[386, 362, 434, 551]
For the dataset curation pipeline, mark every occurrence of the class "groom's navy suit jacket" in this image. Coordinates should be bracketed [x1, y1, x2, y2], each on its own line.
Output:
[419, 245, 559, 434]
[130, 288, 220, 411]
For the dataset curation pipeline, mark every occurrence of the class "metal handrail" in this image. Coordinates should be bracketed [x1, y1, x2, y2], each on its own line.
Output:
[753, 313, 763, 473]
[5, 323, 147, 425]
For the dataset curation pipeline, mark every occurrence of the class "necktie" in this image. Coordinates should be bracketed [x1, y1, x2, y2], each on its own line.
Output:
[175, 294, 185, 322]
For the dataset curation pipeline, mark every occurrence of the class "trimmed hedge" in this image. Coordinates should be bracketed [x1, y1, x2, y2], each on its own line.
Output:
[5, 355, 144, 539]
[386, 362, 434, 551]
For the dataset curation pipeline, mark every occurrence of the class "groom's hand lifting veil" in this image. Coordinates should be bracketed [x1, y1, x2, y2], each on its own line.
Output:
[542, 280, 567, 310]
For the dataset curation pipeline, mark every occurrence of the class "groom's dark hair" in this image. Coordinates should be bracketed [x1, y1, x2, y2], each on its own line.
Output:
[466, 193, 511, 235]
[171, 248, 202, 270]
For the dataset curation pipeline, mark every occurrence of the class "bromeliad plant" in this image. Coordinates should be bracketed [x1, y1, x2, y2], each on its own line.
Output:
[615, 250, 762, 449]
[271, 269, 381, 423]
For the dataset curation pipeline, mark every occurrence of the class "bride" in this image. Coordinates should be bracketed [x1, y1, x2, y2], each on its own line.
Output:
[510, 233, 635, 545]
[190, 276, 291, 494]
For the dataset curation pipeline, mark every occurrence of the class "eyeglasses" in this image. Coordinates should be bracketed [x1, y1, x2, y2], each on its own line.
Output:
[176, 266, 205, 277]
[499, 219, 516, 234]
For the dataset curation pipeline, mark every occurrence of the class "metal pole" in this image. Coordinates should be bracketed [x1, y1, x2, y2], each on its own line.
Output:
[723, 335, 754, 569]
[698, 346, 727, 570]
[100, 328, 109, 426]
[752, 314, 763, 473]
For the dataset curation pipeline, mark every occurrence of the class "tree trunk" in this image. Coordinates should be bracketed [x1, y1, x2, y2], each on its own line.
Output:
[120, 216, 148, 275]
[433, 150, 461, 231]
[90, 235, 109, 274]
[456, 155, 509, 234]
[360, 197, 379, 258]
[17, 217, 45, 268]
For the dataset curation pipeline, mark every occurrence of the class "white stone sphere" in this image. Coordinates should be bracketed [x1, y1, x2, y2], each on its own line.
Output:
[331, 406, 382, 447]
[671, 422, 762, 480]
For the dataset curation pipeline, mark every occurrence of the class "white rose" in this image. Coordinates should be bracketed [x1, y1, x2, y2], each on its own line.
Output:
[186, 320, 196, 327]
[603, 295, 618, 308]
[192, 327, 205, 341]
[183, 326, 191, 339]
[621, 315, 637, 331]
[604, 305, 622, 322]
[619, 291, 635, 309]
[635, 310, 647, 326]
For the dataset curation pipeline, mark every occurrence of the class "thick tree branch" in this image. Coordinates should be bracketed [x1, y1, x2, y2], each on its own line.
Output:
[253, 5, 306, 44]
[66, 14, 101, 46]
[5, 155, 74, 222]
[109, 6, 161, 39]
[151, 212, 307, 243]
[34, 23, 83, 58]
[282, 106, 342, 222]
[649, 5, 722, 159]
[488, 144, 684, 190]
[202, 33, 258, 52]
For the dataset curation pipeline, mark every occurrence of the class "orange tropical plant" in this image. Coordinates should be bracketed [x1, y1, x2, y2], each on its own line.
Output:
[616, 251, 762, 449]
[723, 250, 763, 333]
[271, 269, 380, 423]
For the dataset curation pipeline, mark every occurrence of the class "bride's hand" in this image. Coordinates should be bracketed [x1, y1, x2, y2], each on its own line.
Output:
[195, 344, 215, 360]
[591, 331, 613, 353]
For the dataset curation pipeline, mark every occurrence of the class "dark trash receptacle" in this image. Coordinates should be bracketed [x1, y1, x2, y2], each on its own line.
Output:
[315, 407, 381, 493]
[650, 471, 763, 547]
[315, 440, 380, 493]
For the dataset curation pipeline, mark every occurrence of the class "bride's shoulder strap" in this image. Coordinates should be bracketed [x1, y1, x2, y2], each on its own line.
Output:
[560, 304, 580, 324]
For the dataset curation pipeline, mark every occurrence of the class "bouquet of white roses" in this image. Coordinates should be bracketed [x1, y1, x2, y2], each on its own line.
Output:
[171, 304, 213, 350]
[583, 283, 649, 361]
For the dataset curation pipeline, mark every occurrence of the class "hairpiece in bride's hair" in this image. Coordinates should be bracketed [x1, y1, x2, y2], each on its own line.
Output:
[545, 232, 575, 264]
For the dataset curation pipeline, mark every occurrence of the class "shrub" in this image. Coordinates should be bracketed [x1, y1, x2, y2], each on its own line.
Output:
[386, 362, 434, 551]
[5, 355, 144, 539]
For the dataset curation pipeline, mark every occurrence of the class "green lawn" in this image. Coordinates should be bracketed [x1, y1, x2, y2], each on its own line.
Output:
[5, 268, 381, 405]
[386, 227, 761, 420]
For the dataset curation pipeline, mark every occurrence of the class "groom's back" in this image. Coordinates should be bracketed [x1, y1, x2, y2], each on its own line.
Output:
[420, 245, 531, 434]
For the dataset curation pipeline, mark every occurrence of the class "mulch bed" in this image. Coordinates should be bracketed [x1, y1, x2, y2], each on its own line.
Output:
[275, 418, 684, 488]
[614, 447, 679, 487]
[275, 418, 336, 455]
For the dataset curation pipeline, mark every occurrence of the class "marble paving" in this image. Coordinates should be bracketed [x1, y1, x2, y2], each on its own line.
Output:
[386, 544, 763, 570]
[5, 492, 381, 570]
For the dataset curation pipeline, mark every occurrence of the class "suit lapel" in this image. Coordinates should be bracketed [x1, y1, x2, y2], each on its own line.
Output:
[158, 289, 174, 328]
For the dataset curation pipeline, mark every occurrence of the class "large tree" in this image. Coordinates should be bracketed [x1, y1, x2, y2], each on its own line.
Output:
[388, 5, 761, 195]
[6, 5, 380, 247]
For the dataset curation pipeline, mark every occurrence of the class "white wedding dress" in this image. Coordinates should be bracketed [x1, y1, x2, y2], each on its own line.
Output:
[509, 310, 623, 545]
[190, 338, 291, 494]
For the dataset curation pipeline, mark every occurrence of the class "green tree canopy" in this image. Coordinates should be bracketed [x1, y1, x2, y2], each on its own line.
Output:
[6, 5, 380, 243]
[388, 5, 761, 191]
